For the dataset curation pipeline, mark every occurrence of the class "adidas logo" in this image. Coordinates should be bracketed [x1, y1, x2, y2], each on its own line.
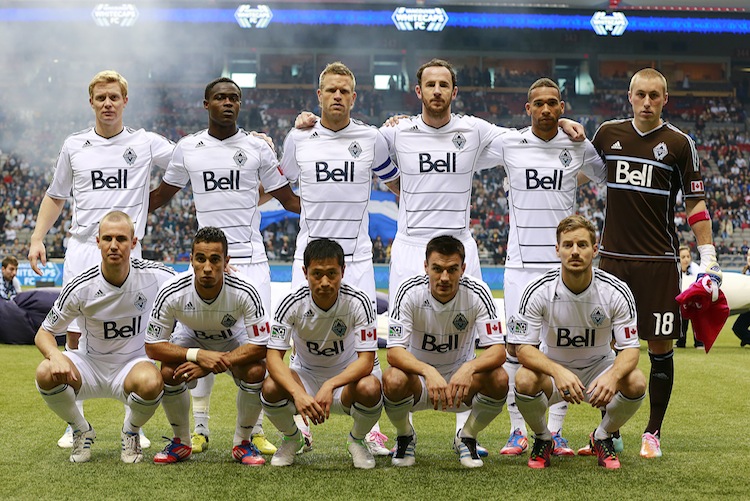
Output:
[94, 289, 104, 297]
[303, 309, 314, 317]
[519, 138, 528, 144]
[409, 125, 419, 131]
[310, 132, 319, 139]
[611, 141, 622, 150]
[422, 299, 431, 307]
[195, 141, 205, 148]
[185, 302, 195, 311]
[82, 140, 92, 148]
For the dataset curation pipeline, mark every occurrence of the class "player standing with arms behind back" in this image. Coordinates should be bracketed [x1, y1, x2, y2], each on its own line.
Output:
[592, 68, 721, 458]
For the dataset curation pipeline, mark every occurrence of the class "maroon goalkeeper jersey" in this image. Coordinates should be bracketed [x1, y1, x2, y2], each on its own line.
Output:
[592, 119, 705, 262]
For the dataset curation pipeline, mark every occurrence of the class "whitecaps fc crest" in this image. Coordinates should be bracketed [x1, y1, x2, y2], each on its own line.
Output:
[134, 292, 147, 311]
[222, 314, 237, 328]
[653, 142, 668, 161]
[590, 307, 605, 326]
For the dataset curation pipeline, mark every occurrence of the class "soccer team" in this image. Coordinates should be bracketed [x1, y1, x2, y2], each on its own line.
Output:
[31, 58, 721, 470]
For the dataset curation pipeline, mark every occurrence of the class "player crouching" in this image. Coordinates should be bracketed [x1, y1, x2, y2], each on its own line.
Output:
[145, 227, 270, 466]
[509, 216, 646, 470]
[384, 236, 508, 468]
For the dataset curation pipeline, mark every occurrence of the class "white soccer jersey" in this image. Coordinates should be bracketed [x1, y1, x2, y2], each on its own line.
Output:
[379, 114, 504, 242]
[47, 127, 174, 240]
[479, 128, 606, 269]
[146, 270, 269, 348]
[270, 283, 377, 375]
[162, 128, 288, 264]
[388, 274, 503, 375]
[508, 268, 640, 367]
[280, 120, 399, 262]
[42, 259, 176, 364]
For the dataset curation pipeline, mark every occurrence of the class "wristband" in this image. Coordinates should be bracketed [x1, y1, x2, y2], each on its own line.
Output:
[186, 348, 200, 362]
[698, 244, 717, 264]
[688, 210, 710, 226]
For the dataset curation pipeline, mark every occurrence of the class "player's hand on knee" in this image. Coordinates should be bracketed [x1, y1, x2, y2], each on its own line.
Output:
[314, 384, 334, 420]
[174, 361, 208, 382]
[447, 366, 472, 408]
[197, 350, 230, 373]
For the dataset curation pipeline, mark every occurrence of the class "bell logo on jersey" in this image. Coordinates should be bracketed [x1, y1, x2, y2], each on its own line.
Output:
[307, 340, 345, 356]
[92, 169, 128, 190]
[615, 160, 653, 188]
[195, 329, 234, 341]
[419, 153, 456, 173]
[556, 328, 596, 347]
[103, 317, 142, 339]
[203, 171, 240, 191]
[526, 169, 563, 190]
[316, 161, 354, 182]
[421, 333, 459, 353]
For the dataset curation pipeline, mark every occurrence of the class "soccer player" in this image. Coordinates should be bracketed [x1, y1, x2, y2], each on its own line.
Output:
[261, 239, 383, 469]
[509, 215, 646, 470]
[29, 70, 174, 448]
[478, 78, 606, 456]
[591, 68, 720, 458]
[34, 211, 175, 463]
[279, 62, 399, 456]
[149, 77, 299, 455]
[1, 255, 21, 300]
[145, 226, 270, 466]
[384, 235, 507, 468]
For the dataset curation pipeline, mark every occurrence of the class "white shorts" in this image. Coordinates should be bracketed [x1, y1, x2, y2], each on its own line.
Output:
[290, 358, 382, 415]
[230, 262, 272, 315]
[548, 353, 616, 407]
[503, 268, 547, 322]
[388, 234, 481, 307]
[63, 351, 151, 402]
[64, 236, 142, 334]
[291, 258, 376, 311]
[411, 372, 471, 413]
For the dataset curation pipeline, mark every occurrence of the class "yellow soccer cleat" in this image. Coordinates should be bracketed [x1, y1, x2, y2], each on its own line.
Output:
[252, 432, 277, 455]
[191, 432, 209, 453]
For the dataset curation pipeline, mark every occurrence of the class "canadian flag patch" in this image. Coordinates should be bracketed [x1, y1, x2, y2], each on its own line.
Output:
[486, 321, 503, 336]
[361, 328, 376, 341]
[253, 322, 270, 337]
[691, 180, 704, 192]
[625, 326, 637, 339]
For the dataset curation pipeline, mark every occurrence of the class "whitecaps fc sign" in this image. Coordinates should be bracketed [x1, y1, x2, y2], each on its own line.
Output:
[392, 7, 448, 32]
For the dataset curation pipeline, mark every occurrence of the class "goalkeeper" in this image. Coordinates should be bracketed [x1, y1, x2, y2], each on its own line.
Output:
[590, 67, 721, 459]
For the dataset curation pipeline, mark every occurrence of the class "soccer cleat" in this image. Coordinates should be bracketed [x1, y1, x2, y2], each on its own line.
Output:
[640, 432, 662, 458]
[391, 434, 416, 467]
[121, 430, 143, 464]
[613, 435, 624, 453]
[153, 437, 192, 464]
[591, 432, 621, 469]
[70, 424, 96, 463]
[476, 442, 489, 458]
[296, 430, 313, 455]
[527, 437, 553, 469]
[139, 429, 151, 449]
[364, 430, 391, 457]
[551, 431, 575, 456]
[251, 432, 277, 455]
[577, 443, 594, 456]
[272, 432, 303, 467]
[191, 432, 209, 453]
[347, 435, 376, 469]
[232, 440, 266, 466]
[454, 433, 483, 468]
[500, 428, 528, 455]
[58, 425, 74, 449]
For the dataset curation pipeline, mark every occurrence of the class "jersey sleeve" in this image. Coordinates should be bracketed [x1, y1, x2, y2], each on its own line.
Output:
[148, 131, 176, 169]
[269, 294, 296, 351]
[162, 140, 190, 189]
[387, 286, 413, 349]
[41, 283, 82, 335]
[476, 132, 507, 172]
[677, 134, 705, 201]
[372, 131, 399, 182]
[257, 139, 288, 194]
[581, 139, 607, 184]
[610, 283, 641, 351]
[242, 287, 270, 346]
[145, 288, 177, 344]
[46, 140, 74, 199]
[278, 129, 300, 183]
[470, 279, 504, 347]
[507, 288, 544, 346]
[378, 123, 399, 166]
[352, 293, 378, 353]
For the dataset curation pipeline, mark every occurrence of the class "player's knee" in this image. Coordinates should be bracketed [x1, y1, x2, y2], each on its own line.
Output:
[126, 363, 164, 398]
[160, 364, 180, 385]
[381, 367, 408, 397]
[513, 367, 537, 394]
[355, 375, 382, 404]
[35, 360, 55, 388]
[261, 376, 283, 402]
[487, 366, 510, 397]
[240, 362, 266, 383]
[624, 368, 647, 397]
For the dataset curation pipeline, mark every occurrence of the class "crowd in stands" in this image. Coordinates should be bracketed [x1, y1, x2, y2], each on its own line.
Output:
[1, 77, 749, 269]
